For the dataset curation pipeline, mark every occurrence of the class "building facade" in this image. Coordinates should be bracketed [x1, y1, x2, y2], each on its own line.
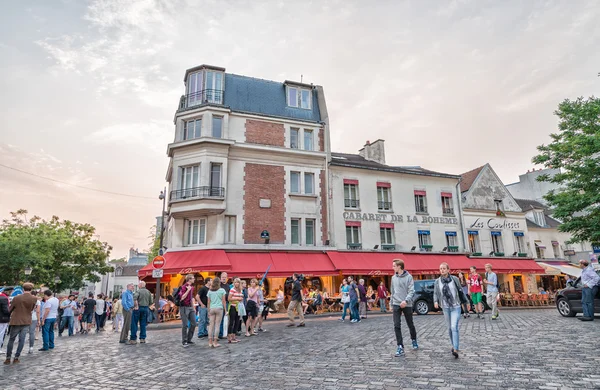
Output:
[506, 168, 562, 206]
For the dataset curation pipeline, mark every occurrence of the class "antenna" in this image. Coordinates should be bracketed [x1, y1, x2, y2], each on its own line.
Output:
[301, 74, 303, 83]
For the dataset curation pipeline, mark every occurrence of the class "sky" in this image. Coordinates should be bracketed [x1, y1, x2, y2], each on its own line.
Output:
[1, 0, 599, 259]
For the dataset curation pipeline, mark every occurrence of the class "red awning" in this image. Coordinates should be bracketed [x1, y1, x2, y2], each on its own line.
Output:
[465, 258, 545, 274]
[343, 179, 358, 185]
[227, 251, 338, 278]
[138, 249, 231, 277]
[376, 182, 391, 188]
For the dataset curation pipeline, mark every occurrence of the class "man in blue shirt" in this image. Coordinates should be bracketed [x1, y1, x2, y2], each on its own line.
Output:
[484, 264, 499, 320]
[120, 283, 134, 343]
[579, 259, 600, 321]
[59, 295, 77, 337]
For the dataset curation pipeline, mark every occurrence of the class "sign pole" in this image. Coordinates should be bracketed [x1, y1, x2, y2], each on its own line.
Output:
[154, 188, 166, 324]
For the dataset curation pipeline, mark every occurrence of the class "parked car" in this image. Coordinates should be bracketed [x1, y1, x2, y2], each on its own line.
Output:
[412, 279, 489, 315]
[555, 269, 600, 317]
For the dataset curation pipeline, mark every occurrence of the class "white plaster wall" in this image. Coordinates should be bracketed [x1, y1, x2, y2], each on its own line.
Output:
[463, 211, 528, 255]
[284, 164, 323, 246]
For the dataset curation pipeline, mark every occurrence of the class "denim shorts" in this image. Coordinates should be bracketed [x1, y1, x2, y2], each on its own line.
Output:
[82, 313, 93, 323]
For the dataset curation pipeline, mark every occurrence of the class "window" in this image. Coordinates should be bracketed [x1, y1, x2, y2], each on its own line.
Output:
[552, 241, 560, 258]
[212, 116, 223, 138]
[441, 193, 453, 215]
[414, 191, 428, 213]
[286, 86, 311, 109]
[346, 225, 361, 249]
[186, 218, 206, 245]
[290, 172, 301, 194]
[344, 183, 359, 208]
[535, 242, 545, 259]
[305, 219, 315, 246]
[304, 173, 314, 195]
[185, 119, 202, 140]
[290, 128, 299, 149]
[418, 230, 431, 251]
[210, 163, 222, 196]
[380, 227, 394, 245]
[224, 216, 236, 244]
[514, 232, 526, 253]
[180, 165, 200, 197]
[445, 232, 458, 251]
[204, 70, 224, 104]
[377, 186, 392, 211]
[494, 200, 504, 215]
[291, 219, 301, 245]
[468, 231, 480, 253]
[115, 267, 123, 276]
[187, 71, 203, 106]
[491, 231, 504, 253]
[304, 129, 313, 151]
[533, 211, 545, 226]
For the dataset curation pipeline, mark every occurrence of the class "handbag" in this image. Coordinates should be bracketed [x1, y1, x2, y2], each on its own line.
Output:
[453, 278, 468, 305]
[237, 302, 247, 317]
[341, 292, 350, 304]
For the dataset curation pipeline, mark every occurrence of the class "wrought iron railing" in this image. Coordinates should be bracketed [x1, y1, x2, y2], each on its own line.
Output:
[344, 199, 360, 208]
[378, 201, 392, 211]
[170, 186, 225, 201]
[382, 244, 396, 251]
[443, 207, 454, 215]
[179, 89, 224, 109]
[347, 243, 362, 250]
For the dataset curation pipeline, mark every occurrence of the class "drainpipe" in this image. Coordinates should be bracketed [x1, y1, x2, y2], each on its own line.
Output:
[455, 178, 467, 251]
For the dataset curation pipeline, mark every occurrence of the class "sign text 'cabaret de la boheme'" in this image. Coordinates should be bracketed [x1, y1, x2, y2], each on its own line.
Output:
[343, 212, 458, 225]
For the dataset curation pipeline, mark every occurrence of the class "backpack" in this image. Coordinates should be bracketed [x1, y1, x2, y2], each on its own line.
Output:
[486, 272, 500, 289]
[173, 287, 182, 306]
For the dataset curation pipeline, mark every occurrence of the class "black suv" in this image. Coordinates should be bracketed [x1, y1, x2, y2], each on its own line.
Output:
[555, 269, 600, 317]
[412, 279, 489, 315]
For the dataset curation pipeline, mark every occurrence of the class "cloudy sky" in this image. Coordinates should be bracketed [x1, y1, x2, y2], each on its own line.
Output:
[1, 0, 599, 258]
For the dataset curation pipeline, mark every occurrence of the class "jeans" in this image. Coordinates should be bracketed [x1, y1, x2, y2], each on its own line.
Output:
[341, 302, 350, 320]
[197, 307, 208, 336]
[228, 305, 241, 335]
[113, 313, 123, 332]
[582, 285, 598, 318]
[287, 300, 305, 325]
[120, 309, 132, 342]
[350, 299, 359, 321]
[42, 318, 56, 350]
[29, 320, 37, 348]
[442, 307, 461, 351]
[60, 315, 74, 336]
[180, 306, 197, 343]
[486, 291, 499, 316]
[219, 309, 226, 338]
[95, 313, 106, 332]
[379, 298, 387, 312]
[130, 307, 149, 341]
[208, 308, 223, 341]
[393, 305, 417, 347]
[6, 325, 28, 358]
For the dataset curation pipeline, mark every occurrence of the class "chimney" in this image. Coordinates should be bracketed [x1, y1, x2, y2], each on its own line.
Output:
[358, 139, 386, 164]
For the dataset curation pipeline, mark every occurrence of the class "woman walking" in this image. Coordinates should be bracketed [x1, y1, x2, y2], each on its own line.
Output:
[112, 298, 123, 332]
[434, 263, 466, 359]
[339, 278, 351, 322]
[207, 277, 226, 348]
[245, 279, 260, 337]
[457, 272, 470, 319]
[227, 278, 244, 344]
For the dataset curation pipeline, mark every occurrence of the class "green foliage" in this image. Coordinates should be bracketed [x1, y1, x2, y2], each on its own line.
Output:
[532, 96, 600, 244]
[0, 210, 113, 289]
[147, 225, 160, 262]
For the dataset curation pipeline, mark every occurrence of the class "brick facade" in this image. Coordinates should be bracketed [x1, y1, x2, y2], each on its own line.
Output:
[318, 127, 325, 152]
[245, 119, 285, 147]
[320, 169, 328, 244]
[243, 163, 286, 244]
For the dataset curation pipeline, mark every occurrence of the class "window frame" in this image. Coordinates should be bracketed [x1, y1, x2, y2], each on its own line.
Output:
[514, 234, 526, 253]
[186, 218, 207, 246]
[180, 164, 200, 191]
[377, 186, 392, 211]
[418, 230, 431, 250]
[552, 242, 560, 258]
[212, 115, 223, 138]
[210, 163, 222, 190]
[380, 227, 394, 245]
[290, 171, 301, 194]
[303, 129, 314, 151]
[414, 194, 428, 213]
[305, 219, 315, 246]
[491, 232, 504, 253]
[224, 215, 236, 244]
[184, 118, 202, 140]
[304, 172, 315, 195]
[346, 226, 361, 245]
[344, 184, 360, 209]
[291, 218, 301, 245]
[286, 86, 312, 109]
[290, 127, 299, 149]
[468, 231, 480, 253]
[441, 195, 453, 215]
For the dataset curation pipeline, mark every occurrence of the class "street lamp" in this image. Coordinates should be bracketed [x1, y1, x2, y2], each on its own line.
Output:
[54, 276, 61, 296]
[154, 187, 167, 323]
[24, 266, 33, 276]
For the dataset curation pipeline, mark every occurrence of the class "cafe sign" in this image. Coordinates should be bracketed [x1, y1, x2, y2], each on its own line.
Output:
[343, 212, 458, 225]
[466, 217, 521, 230]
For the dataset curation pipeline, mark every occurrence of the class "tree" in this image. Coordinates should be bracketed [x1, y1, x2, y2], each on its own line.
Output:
[0, 210, 113, 289]
[147, 225, 160, 262]
[532, 96, 600, 244]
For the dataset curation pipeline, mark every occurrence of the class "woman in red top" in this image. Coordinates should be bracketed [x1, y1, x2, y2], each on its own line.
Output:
[227, 278, 244, 344]
[377, 281, 388, 313]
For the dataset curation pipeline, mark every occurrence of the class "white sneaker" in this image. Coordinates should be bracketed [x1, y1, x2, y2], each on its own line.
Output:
[28, 347, 33, 354]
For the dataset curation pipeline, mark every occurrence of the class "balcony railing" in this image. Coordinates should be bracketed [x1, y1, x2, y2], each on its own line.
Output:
[382, 244, 396, 251]
[415, 206, 428, 214]
[378, 201, 392, 211]
[347, 243, 362, 250]
[344, 199, 360, 209]
[179, 89, 224, 109]
[442, 207, 454, 215]
[170, 186, 225, 201]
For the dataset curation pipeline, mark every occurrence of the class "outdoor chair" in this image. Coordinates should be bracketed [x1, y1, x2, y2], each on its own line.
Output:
[511, 293, 521, 306]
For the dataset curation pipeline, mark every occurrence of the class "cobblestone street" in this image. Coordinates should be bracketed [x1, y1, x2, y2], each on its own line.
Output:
[1, 309, 598, 390]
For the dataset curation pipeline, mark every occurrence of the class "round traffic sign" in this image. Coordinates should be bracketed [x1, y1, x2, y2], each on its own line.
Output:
[152, 255, 165, 269]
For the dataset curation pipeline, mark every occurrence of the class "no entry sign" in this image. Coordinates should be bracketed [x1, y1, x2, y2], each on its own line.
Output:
[152, 255, 165, 269]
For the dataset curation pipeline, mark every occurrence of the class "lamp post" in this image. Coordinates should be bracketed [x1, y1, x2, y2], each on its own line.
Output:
[24, 266, 33, 276]
[154, 187, 167, 323]
[54, 276, 61, 296]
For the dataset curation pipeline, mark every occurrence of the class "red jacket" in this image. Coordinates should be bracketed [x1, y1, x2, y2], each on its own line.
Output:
[377, 286, 388, 299]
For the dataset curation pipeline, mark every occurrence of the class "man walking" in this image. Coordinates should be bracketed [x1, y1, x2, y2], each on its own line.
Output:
[348, 276, 360, 323]
[131, 281, 152, 344]
[4, 283, 37, 364]
[579, 259, 600, 321]
[179, 274, 197, 347]
[484, 264, 499, 320]
[218, 272, 230, 338]
[390, 259, 418, 357]
[120, 283, 134, 344]
[59, 295, 77, 337]
[358, 279, 368, 319]
[287, 274, 305, 327]
[468, 266, 484, 319]
[94, 294, 106, 333]
[196, 277, 210, 339]
[377, 281, 388, 313]
[81, 292, 95, 334]
[39, 290, 59, 351]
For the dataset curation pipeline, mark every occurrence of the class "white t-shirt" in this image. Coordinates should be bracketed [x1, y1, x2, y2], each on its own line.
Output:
[32, 300, 40, 321]
[45, 297, 59, 319]
[95, 299, 105, 315]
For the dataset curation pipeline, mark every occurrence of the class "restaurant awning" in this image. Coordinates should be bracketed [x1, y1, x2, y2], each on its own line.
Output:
[138, 249, 231, 277]
[537, 262, 582, 277]
[227, 251, 338, 278]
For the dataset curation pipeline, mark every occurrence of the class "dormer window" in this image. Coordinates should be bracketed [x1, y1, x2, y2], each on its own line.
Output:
[494, 199, 505, 216]
[533, 211, 546, 227]
[185, 66, 224, 107]
[286, 86, 311, 109]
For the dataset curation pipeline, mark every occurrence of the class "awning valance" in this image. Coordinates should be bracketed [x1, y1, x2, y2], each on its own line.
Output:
[138, 249, 231, 277]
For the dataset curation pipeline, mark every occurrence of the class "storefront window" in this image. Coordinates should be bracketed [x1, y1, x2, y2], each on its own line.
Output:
[468, 230, 480, 253]
[513, 275, 524, 293]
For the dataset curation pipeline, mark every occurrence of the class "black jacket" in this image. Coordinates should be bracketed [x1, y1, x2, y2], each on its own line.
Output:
[0, 295, 10, 323]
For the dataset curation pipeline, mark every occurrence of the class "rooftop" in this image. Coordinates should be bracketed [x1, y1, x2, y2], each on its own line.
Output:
[459, 165, 485, 192]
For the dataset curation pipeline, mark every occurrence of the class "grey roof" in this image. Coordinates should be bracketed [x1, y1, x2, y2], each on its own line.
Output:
[330, 153, 460, 179]
[517, 199, 562, 229]
[515, 198, 547, 211]
[128, 255, 149, 266]
[115, 265, 144, 277]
